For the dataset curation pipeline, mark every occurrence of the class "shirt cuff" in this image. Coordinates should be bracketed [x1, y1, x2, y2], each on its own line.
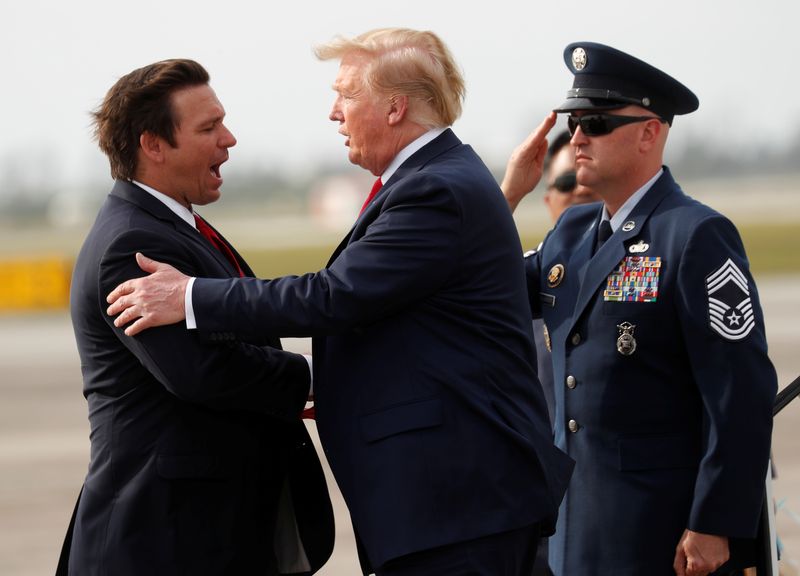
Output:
[185, 277, 197, 330]
[303, 354, 313, 395]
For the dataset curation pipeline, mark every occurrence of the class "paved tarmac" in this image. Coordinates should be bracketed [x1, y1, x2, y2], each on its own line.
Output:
[0, 274, 797, 575]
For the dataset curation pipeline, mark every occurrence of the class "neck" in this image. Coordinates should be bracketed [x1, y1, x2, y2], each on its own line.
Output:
[601, 161, 662, 217]
[133, 168, 190, 210]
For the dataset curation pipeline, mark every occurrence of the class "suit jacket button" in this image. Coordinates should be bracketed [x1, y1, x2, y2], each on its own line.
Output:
[568, 419, 580, 433]
[570, 333, 581, 346]
[566, 375, 577, 389]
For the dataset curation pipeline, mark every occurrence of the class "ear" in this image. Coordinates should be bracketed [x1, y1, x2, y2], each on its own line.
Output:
[387, 95, 409, 126]
[639, 119, 665, 153]
[139, 132, 166, 163]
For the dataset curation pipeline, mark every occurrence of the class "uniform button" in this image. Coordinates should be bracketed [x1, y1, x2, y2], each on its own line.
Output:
[568, 419, 580, 433]
[571, 333, 581, 346]
[566, 375, 577, 389]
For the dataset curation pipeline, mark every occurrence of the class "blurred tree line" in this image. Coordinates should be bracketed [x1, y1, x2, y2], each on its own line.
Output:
[2, 132, 799, 226]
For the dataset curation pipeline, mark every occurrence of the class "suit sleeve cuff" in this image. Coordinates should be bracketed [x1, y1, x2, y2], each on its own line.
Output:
[185, 277, 197, 330]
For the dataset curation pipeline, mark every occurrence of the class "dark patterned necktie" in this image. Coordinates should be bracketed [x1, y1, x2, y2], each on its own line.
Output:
[194, 214, 245, 277]
[594, 219, 613, 255]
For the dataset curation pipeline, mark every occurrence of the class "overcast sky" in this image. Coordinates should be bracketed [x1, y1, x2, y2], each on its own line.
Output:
[4, 0, 798, 193]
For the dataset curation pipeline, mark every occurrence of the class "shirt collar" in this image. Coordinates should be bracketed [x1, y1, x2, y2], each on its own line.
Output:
[131, 180, 197, 229]
[604, 168, 664, 232]
[380, 127, 447, 184]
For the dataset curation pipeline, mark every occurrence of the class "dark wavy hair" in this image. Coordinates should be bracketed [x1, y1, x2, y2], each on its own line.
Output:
[92, 59, 209, 180]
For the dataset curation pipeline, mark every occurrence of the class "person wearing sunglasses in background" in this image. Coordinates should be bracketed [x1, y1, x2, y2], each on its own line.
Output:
[502, 130, 600, 576]
[502, 42, 776, 576]
[506, 130, 600, 226]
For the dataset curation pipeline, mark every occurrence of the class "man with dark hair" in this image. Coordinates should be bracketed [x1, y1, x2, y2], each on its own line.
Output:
[504, 43, 776, 576]
[502, 128, 601, 427]
[58, 58, 333, 575]
[499, 129, 601, 576]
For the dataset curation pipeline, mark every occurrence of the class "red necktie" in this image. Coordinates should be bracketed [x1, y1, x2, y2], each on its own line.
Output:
[194, 214, 245, 277]
[359, 177, 383, 215]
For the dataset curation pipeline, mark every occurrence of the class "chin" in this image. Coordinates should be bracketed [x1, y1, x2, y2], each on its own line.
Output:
[196, 190, 222, 206]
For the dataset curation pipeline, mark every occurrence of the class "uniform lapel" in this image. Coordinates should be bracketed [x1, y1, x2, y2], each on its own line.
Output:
[568, 169, 676, 331]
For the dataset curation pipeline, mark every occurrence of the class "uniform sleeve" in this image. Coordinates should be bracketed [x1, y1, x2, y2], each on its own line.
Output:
[99, 228, 311, 421]
[524, 246, 543, 318]
[676, 214, 777, 537]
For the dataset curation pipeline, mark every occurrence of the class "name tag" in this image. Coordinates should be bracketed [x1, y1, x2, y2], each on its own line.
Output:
[540, 293, 556, 307]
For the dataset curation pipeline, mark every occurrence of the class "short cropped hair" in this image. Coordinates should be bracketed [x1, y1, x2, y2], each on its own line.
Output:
[315, 28, 465, 129]
[92, 59, 210, 181]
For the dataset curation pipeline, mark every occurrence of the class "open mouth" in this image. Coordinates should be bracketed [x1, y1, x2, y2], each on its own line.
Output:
[210, 163, 222, 179]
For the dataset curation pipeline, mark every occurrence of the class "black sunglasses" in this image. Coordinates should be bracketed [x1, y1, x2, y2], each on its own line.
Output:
[567, 114, 665, 137]
[548, 171, 577, 193]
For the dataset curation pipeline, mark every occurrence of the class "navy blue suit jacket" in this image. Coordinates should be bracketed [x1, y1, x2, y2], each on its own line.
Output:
[192, 130, 574, 572]
[65, 181, 334, 575]
[525, 168, 776, 575]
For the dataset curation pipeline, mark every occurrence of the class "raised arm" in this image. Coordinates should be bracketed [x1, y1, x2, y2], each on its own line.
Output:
[500, 112, 556, 213]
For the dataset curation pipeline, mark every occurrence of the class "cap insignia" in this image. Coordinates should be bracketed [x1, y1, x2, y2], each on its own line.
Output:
[571, 48, 587, 71]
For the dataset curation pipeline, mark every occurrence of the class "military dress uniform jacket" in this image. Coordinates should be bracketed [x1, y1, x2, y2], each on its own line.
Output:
[191, 129, 575, 573]
[525, 167, 776, 575]
[63, 181, 334, 575]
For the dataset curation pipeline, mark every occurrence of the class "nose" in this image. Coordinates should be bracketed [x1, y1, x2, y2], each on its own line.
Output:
[329, 96, 343, 122]
[570, 126, 588, 146]
[220, 124, 237, 148]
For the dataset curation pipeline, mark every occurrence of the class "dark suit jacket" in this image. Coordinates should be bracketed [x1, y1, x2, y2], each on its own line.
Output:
[525, 167, 776, 575]
[191, 130, 574, 573]
[63, 180, 334, 575]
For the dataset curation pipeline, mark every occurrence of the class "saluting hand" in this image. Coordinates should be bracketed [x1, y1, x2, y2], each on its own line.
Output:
[106, 253, 189, 336]
[500, 111, 557, 213]
[673, 529, 729, 576]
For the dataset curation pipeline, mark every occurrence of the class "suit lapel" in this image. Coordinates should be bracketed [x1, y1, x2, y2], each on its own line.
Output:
[194, 215, 254, 278]
[110, 180, 250, 278]
[326, 130, 462, 268]
[568, 170, 676, 331]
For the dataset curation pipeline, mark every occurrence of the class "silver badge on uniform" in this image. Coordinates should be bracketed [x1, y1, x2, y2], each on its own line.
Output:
[622, 220, 636, 232]
[706, 258, 756, 341]
[572, 48, 587, 71]
[616, 322, 637, 356]
[628, 240, 649, 254]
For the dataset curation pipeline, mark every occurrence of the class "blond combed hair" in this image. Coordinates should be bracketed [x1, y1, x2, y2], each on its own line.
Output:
[315, 28, 465, 129]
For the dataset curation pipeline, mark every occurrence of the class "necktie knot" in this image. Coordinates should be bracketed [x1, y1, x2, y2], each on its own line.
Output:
[359, 178, 383, 216]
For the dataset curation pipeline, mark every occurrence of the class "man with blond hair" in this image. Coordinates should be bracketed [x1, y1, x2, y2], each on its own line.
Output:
[105, 28, 573, 576]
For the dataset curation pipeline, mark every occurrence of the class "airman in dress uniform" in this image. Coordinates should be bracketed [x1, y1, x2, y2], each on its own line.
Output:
[505, 42, 777, 576]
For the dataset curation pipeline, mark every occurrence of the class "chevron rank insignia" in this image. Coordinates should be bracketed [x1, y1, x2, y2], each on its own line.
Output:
[706, 258, 756, 341]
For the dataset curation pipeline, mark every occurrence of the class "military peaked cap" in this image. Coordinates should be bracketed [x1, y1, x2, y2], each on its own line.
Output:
[554, 41, 699, 124]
